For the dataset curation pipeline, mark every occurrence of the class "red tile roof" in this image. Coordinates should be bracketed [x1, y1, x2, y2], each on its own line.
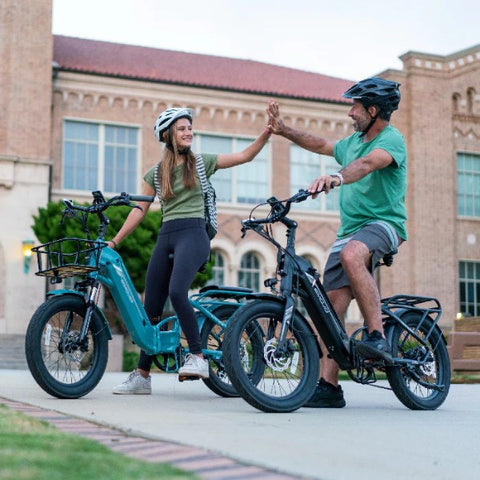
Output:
[53, 35, 354, 104]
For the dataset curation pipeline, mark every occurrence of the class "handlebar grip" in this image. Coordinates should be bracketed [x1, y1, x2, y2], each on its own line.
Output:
[129, 195, 154, 203]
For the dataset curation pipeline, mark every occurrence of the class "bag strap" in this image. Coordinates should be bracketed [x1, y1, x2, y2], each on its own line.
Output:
[195, 154, 208, 193]
[196, 153, 218, 238]
[153, 162, 164, 210]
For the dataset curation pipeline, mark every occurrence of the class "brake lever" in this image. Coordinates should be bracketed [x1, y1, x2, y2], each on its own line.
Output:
[290, 189, 311, 203]
[241, 219, 264, 238]
[60, 199, 78, 224]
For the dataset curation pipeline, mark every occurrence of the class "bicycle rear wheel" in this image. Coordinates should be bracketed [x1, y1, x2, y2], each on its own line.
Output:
[25, 295, 109, 399]
[200, 304, 239, 397]
[386, 312, 450, 410]
[223, 300, 319, 413]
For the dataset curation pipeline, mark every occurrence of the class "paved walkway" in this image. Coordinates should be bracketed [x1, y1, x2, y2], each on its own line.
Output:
[1, 369, 480, 480]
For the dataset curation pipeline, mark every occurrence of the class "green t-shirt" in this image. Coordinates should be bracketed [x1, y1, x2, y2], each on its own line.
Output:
[333, 125, 407, 240]
[144, 153, 217, 222]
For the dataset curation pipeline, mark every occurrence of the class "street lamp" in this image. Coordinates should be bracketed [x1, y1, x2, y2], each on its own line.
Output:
[22, 239, 35, 274]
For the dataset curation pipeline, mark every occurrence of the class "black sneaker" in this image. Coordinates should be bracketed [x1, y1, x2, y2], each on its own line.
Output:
[303, 378, 346, 408]
[356, 330, 393, 363]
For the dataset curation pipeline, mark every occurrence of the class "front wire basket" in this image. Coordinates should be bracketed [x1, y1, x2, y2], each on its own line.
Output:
[32, 238, 106, 279]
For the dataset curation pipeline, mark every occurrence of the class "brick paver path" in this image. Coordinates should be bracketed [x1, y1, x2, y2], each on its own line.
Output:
[2, 398, 302, 480]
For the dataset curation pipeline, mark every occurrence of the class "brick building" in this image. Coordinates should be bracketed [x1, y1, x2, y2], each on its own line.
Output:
[1, 0, 479, 344]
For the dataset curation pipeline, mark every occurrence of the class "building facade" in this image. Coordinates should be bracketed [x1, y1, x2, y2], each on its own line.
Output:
[1, 0, 479, 341]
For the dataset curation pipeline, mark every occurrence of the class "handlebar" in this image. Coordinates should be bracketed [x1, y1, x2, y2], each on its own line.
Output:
[129, 194, 156, 203]
[242, 189, 315, 230]
[62, 191, 154, 215]
[61, 190, 154, 239]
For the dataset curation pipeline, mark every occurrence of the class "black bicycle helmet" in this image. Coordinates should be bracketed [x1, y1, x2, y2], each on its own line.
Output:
[343, 77, 401, 119]
[153, 107, 194, 143]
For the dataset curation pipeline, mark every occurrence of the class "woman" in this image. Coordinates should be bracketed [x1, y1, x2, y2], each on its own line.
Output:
[112, 107, 271, 394]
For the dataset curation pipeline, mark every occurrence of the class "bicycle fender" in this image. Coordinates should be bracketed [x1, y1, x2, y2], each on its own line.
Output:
[243, 292, 282, 302]
[384, 310, 447, 347]
[47, 289, 83, 298]
[46, 290, 113, 340]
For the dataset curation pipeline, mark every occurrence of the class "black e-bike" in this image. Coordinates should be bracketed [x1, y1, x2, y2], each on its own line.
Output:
[223, 190, 451, 413]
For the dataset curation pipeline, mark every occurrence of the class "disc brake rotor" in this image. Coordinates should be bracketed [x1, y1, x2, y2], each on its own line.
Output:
[264, 338, 291, 372]
[61, 331, 88, 364]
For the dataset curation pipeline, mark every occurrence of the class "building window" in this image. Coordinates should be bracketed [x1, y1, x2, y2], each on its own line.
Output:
[63, 120, 139, 194]
[290, 145, 339, 211]
[459, 261, 480, 317]
[457, 152, 480, 218]
[209, 250, 226, 286]
[238, 252, 261, 291]
[195, 134, 269, 204]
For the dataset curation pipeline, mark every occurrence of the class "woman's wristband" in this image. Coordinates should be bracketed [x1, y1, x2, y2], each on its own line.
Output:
[110, 239, 118, 249]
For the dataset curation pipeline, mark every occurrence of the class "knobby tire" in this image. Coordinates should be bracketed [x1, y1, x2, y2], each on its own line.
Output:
[223, 300, 319, 413]
[25, 295, 109, 399]
[386, 312, 450, 410]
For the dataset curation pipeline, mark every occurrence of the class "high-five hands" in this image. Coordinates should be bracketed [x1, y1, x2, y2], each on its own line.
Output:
[266, 99, 285, 135]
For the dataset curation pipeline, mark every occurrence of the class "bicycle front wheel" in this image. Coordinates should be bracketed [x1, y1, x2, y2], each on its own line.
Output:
[223, 300, 319, 413]
[25, 295, 109, 399]
[386, 312, 451, 410]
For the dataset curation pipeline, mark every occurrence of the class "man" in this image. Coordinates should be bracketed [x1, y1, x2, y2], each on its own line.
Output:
[267, 77, 407, 408]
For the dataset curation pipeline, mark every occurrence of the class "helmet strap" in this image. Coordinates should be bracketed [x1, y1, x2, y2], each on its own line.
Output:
[359, 105, 379, 138]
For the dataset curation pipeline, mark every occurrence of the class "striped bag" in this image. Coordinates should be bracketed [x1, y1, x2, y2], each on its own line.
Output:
[195, 154, 217, 240]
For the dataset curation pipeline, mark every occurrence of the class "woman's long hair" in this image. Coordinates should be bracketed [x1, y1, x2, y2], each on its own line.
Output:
[157, 121, 196, 199]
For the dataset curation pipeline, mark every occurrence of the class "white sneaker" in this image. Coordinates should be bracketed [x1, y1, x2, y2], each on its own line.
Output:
[112, 370, 151, 395]
[178, 353, 209, 379]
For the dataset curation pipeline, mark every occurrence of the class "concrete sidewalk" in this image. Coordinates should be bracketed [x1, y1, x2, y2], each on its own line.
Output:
[1, 369, 479, 480]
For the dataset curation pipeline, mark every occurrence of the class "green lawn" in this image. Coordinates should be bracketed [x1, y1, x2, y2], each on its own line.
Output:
[0, 404, 198, 480]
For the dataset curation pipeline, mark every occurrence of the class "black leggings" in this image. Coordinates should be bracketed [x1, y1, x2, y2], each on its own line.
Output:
[137, 218, 210, 371]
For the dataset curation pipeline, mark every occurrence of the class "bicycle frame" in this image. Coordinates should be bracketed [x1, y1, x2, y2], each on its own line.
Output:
[41, 191, 251, 361]
[220, 190, 450, 412]
[27, 191, 260, 400]
[48, 246, 251, 359]
[258, 212, 353, 369]
[242, 190, 446, 377]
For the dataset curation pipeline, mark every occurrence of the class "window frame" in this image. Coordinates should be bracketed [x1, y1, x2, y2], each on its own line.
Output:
[457, 151, 480, 219]
[194, 131, 271, 206]
[289, 144, 340, 213]
[459, 260, 480, 317]
[61, 118, 141, 196]
[237, 251, 261, 291]
[209, 249, 226, 286]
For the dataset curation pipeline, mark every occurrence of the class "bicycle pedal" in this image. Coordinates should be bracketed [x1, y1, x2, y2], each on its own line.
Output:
[178, 375, 201, 382]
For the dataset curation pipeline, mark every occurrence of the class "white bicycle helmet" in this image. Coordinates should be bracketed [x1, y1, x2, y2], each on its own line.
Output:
[153, 107, 194, 143]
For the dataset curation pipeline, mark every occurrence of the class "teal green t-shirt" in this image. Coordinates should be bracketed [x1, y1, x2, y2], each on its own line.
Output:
[333, 125, 407, 240]
[144, 153, 217, 222]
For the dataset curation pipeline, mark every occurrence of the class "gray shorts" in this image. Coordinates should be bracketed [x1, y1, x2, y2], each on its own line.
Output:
[323, 221, 402, 292]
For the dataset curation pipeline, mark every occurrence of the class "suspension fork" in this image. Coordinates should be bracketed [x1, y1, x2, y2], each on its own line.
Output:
[77, 280, 103, 348]
[275, 224, 297, 355]
[275, 295, 296, 354]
